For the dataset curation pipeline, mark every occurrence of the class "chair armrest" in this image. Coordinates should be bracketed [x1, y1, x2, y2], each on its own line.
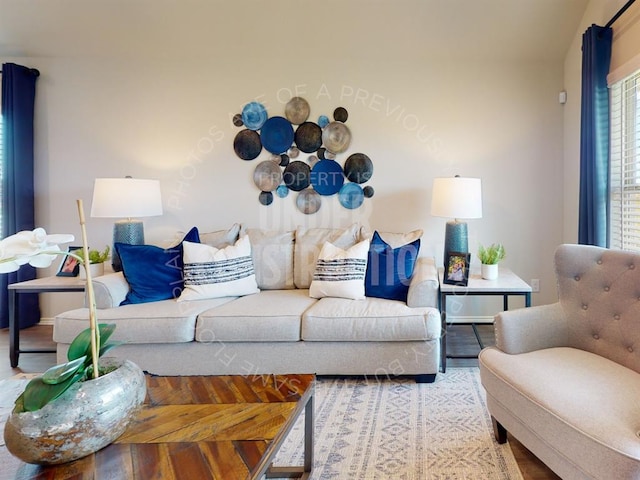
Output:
[88, 272, 129, 309]
[494, 302, 569, 354]
[407, 257, 439, 308]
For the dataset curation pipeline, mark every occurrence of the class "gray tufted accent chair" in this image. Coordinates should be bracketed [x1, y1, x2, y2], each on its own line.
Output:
[479, 244, 640, 480]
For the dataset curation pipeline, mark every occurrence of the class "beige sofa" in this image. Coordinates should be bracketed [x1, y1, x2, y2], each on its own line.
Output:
[53, 224, 442, 382]
[479, 244, 640, 479]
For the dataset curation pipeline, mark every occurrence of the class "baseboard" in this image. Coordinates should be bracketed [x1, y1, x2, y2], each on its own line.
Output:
[445, 315, 494, 325]
[39, 317, 55, 326]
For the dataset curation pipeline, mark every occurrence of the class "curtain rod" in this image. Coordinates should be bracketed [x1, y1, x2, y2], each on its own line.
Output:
[605, 0, 638, 28]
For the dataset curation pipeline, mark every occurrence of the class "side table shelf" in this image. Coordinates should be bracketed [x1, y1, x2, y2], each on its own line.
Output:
[8, 276, 86, 367]
[439, 267, 531, 372]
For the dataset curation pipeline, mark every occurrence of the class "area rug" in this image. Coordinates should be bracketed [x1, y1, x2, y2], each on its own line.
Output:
[273, 367, 524, 479]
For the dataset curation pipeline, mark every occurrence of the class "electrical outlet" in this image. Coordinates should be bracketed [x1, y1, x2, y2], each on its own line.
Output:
[531, 279, 540, 293]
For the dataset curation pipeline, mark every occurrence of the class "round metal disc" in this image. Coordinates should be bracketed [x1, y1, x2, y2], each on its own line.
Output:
[276, 185, 289, 198]
[232, 113, 243, 127]
[296, 189, 322, 214]
[253, 160, 282, 191]
[285, 97, 310, 125]
[338, 183, 364, 209]
[333, 107, 348, 122]
[310, 160, 344, 196]
[259, 191, 274, 206]
[233, 129, 262, 160]
[363, 185, 375, 198]
[322, 121, 351, 153]
[283, 161, 311, 191]
[241, 101, 268, 131]
[295, 122, 323, 153]
[318, 115, 330, 128]
[261, 116, 295, 154]
[344, 153, 374, 184]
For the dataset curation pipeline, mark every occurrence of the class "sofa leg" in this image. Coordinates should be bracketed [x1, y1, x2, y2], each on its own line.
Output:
[415, 373, 437, 383]
[492, 416, 508, 444]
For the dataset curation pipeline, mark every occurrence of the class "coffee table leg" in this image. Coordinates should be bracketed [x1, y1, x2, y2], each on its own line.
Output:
[303, 391, 314, 475]
[266, 387, 314, 479]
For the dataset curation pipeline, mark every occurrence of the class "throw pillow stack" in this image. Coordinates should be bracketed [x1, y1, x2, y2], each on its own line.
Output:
[115, 223, 422, 306]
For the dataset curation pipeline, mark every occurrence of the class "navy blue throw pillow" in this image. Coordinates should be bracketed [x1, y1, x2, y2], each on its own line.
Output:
[365, 231, 420, 302]
[117, 227, 200, 305]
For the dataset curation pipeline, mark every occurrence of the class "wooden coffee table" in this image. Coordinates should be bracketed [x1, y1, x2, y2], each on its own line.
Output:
[0, 373, 315, 479]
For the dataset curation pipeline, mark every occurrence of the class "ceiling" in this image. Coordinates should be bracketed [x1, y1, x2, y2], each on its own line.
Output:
[0, 0, 591, 62]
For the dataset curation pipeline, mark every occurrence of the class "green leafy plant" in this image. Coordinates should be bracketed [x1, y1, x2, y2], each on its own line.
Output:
[14, 324, 121, 412]
[73, 245, 110, 264]
[478, 243, 506, 265]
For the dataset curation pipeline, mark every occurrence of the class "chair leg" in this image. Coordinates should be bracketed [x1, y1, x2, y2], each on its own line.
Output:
[492, 416, 508, 444]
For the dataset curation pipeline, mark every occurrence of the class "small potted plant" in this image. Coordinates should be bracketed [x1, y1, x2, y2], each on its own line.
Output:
[478, 243, 506, 280]
[75, 245, 110, 278]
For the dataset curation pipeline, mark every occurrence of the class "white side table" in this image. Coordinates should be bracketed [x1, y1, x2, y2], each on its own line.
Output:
[439, 267, 531, 372]
[8, 276, 86, 367]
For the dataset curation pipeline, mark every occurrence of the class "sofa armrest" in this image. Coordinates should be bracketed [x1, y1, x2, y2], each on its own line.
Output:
[494, 302, 569, 354]
[88, 272, 129, 309]
[407, 257, 439, 308]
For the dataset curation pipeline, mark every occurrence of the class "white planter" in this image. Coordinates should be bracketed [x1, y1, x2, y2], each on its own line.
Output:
[79, 262, 104, 279]
[481, 264, 499, 280]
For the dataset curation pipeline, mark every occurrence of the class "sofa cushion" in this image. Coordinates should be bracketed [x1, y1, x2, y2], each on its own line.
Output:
[179, 235, 259, 301]
[294, 224, 361, 288]
[309, 239, 370, 300]
[116, 226, 200, 305]
[247, 228, 294, 290]
[302, 296, 440, 342]
[196, 289, 317, 342]
[365, 230, 421, 302]
[54, 297, 235, 344]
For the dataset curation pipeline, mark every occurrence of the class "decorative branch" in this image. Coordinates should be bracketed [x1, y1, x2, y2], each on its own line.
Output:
[76, 199, 100, 379]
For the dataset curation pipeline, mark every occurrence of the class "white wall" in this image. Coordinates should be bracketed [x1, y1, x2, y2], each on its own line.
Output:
[2, 3, 568, 319]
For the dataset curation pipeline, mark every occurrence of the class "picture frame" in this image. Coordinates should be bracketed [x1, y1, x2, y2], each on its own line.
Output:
[56, 246, 82, 277]
[443, 251, 471, 286]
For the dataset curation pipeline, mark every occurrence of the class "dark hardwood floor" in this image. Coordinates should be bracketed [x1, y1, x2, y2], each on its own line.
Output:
[0, 323, 560, 480]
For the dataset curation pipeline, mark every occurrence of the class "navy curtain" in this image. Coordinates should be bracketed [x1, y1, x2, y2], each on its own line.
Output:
[0, 63, 40, 329]
[578, 25, 613, 247]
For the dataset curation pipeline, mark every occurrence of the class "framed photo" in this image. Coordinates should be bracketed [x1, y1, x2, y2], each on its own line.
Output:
[56, 246, 82, 277]
[443, 251, 471, 286]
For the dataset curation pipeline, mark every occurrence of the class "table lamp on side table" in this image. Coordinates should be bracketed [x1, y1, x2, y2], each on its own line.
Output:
[430, 176, 482, 267]
[90, 177, 163, 271]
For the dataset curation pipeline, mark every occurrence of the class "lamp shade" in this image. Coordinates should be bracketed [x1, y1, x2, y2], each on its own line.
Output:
[90, 178, 163, 218]
[430, 177, 482, 219]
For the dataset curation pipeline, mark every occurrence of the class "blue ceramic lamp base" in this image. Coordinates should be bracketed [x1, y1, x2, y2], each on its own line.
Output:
[443, 220, 468, 267]
[111, 220, 144, 272]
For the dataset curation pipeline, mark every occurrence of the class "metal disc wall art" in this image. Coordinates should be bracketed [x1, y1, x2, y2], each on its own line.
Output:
[294, 122, 323, 153]
[322, 121, 351, 153]
[253, 160, 282, 192]
[283, 161, 311, 191]
[296, 189, 321, 214]
[261, 116, 295, 154]
[285, 97, 311, 125]
[344, 153, 374, 184]
[310, 160, 344, 196]
[232, 98, 374, 213]
[233, 129, 262, 160]
[241, 101, 268, 130]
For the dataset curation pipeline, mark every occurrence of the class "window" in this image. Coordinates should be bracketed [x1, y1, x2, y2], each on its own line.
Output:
[609, 69, 640, 251]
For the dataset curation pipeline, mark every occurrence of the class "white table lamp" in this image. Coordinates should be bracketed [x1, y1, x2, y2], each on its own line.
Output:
[431, 176, 482, 266]
[90, 177, 163, 271]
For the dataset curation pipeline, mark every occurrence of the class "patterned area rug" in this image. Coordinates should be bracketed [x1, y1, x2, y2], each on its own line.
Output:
[273, 367, 523, 479]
